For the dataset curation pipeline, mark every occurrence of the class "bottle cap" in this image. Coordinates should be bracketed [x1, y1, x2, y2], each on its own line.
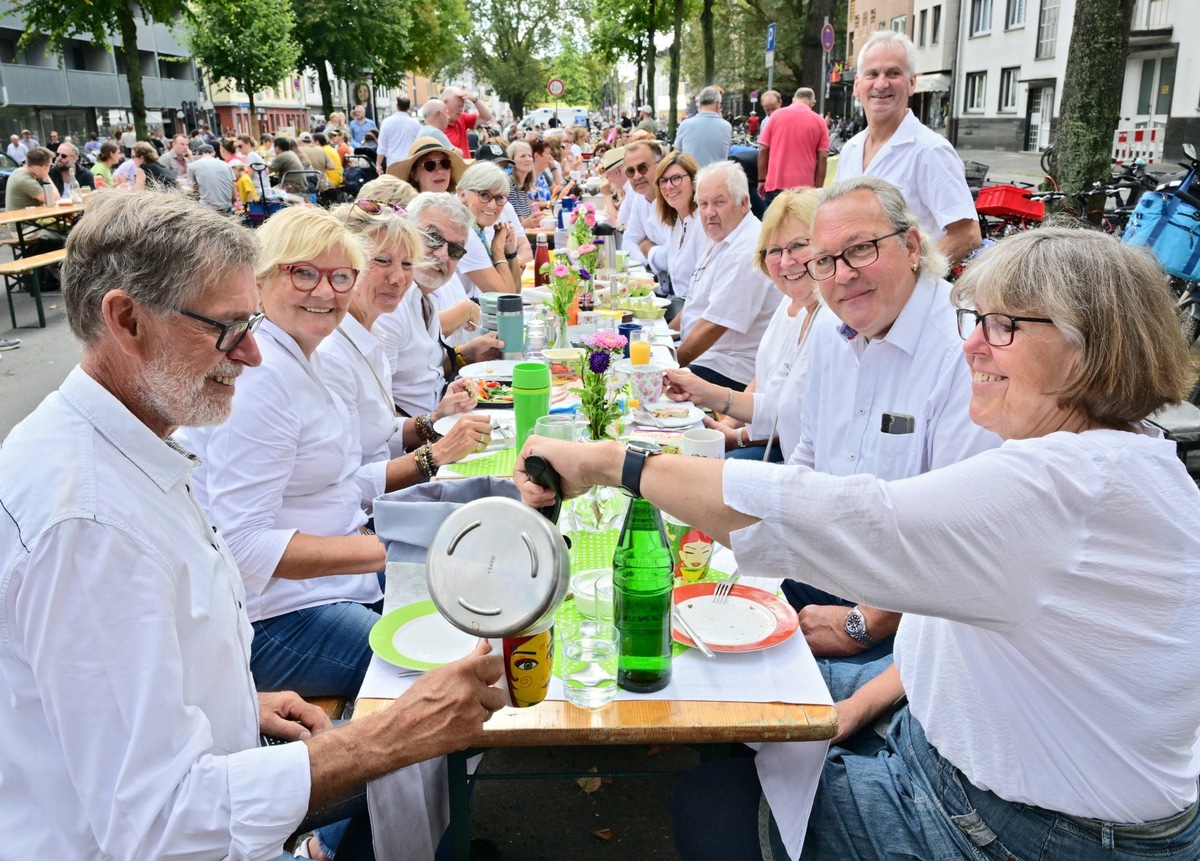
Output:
[511, 361, 550, 391]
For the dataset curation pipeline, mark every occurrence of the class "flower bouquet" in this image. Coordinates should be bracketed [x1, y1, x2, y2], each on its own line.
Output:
[575, 330, 627, 441]
[541, 260, 582, 325]
[567, 201, 596, 252]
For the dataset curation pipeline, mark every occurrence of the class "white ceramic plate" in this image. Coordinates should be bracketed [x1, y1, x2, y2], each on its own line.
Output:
[672, 584, 799, 652]
[458, 360, 521, 380]
[432, 412, 515, 451]
[629, 401, 704, 429]
[369, 601, 479, 670]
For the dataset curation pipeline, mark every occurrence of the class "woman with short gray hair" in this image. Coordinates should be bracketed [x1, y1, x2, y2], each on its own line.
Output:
[456, 160, 522, 293]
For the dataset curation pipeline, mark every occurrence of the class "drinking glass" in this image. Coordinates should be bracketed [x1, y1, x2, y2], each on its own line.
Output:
[534, 414, 580, 441]
[562, 620, 620, 708]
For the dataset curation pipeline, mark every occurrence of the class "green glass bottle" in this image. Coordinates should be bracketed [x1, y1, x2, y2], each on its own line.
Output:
[612, 497, 674, 692]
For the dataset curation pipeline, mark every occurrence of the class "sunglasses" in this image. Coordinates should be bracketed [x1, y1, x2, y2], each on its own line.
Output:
[422, 229, 467, 260]
[420, 157, 453, 172]
[355, 199, 407, 215]
[624, 161, 652, 178]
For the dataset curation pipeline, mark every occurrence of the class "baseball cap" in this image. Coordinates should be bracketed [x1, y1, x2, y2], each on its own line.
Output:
[473, 142, 514, 165]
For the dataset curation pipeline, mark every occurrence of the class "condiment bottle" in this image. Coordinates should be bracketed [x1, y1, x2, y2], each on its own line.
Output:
[533, 233, 550, 287]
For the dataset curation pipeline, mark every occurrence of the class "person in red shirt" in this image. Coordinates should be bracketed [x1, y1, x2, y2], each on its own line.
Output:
[442, 87, 493, 156]
[747, 113, 761, 138]
[756, 87, 829, 207]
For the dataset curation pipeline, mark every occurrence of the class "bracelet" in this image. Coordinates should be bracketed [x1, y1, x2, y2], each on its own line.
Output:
[415, 413, 442, 443]
[453, 347, 468, 370]
[722, 388, 735, 414]
[493, 258, 506, 266]
[735, 427, 746, 448]
[413, 443, 439, 479]
[505, 250, 518, 260]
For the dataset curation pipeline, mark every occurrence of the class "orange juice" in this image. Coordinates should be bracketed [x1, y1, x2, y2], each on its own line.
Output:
[630, 339, 652, 365]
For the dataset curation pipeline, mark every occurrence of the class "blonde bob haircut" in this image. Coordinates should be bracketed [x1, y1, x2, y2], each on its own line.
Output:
[754, 188, 821, 277]
[654, 151, 699, 228]
[951, 227, 1192, 425]
[254, 205, 367, 286]
[334, 203, 424, 263]
[357, 174, 417, 208]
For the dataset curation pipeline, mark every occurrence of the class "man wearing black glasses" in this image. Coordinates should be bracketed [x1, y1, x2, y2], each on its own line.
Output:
[0, 190, 506, 857]
[622, 139, 672, 286]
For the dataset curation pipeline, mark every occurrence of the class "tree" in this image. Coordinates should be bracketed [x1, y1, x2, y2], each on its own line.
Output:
[1052, 0, 1137, 196]
[12, 0, 183, 139]
[668, 0, 685, 138]
[189, 0, 300, 138]
[291, 0, 466, 118]
[546, 37, 611, 109]
[592, 0, 671, 112]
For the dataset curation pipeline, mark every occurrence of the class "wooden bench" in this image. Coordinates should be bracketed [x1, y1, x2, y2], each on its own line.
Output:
[1, 248, 66, 328]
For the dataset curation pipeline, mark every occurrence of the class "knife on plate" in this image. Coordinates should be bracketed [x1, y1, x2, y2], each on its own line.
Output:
[673, 606, 715, 659]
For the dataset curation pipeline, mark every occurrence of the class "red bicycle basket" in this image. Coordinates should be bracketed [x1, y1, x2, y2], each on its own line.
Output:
[976, 185, 1044, 220]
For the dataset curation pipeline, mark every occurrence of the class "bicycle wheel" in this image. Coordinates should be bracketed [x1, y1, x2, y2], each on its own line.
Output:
[1040, 144, 1055, 179]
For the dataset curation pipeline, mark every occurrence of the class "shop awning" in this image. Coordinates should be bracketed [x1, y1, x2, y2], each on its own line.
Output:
[915, 73, 951, 93]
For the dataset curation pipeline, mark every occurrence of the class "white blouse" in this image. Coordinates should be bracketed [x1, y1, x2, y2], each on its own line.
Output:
[179, 319, 381, 622]
[373, 287, 446, 418]
[666, 211, 705, 299]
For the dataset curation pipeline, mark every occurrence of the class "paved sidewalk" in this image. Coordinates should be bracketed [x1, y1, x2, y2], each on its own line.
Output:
[956, 146, 1047, 187]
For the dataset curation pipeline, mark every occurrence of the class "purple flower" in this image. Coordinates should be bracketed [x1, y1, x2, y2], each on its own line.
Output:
[589, 351, 611, 374]
[579, 268, 591, 280]
[594, 237, 606, 246]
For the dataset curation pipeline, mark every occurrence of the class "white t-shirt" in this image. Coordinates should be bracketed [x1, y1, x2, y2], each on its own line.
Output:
[373, 287, 446, 417]
[677, 213, 778, 384]
[726, 427, 1200, 823]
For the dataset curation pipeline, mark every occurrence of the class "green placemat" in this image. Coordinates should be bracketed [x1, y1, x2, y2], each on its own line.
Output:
[443, 447, 517, 477]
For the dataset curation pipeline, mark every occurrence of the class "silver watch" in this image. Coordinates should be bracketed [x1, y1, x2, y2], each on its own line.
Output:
[844, 605, 878, 648]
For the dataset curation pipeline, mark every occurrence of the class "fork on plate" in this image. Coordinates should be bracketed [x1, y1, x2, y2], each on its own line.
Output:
[713, 571, 740, 604]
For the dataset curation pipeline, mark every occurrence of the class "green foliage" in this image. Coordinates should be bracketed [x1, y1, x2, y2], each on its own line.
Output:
[546, 36, 611, 107]
[188, 0, 300, 121]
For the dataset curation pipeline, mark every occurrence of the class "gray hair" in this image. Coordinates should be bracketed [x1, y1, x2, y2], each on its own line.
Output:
[794, 87, 816, 103]
[407, 191, 473, 237]
[857, 29, 917, 78]
[818, 176, 947, 279]
[63, 190, 259, 345]
[697, 86, 722, 107]
[457, 161, 509, 195]
[695, 159, 749, 206]
[951, 228, 1192, 424]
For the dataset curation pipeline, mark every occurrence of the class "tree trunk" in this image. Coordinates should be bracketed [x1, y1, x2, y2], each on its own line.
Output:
[248, 91, 259, 139]
[802, 0, 838, 100]
[701, 0, 714, 86]
[316, 64, 335, 119]
[1053, 0, 1136, 201]
[668, 0, 683, 139]
[509, 90, 526, 118]
[635, 35, 645, 111]
[118, 6, 148, 140]
[646, 0, 658, 112]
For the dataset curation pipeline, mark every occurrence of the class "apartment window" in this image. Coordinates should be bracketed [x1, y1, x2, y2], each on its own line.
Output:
[1006, 0, 1025, 27]
[970, 0, 993, 35]
[892, 15, 907, 33]
[919, 9, 928, 45]
[932, 5, 943, 43]
[999, 67, 1020, 110]
[965, 72, 987, 111]
[1036, 0, 1059, 59]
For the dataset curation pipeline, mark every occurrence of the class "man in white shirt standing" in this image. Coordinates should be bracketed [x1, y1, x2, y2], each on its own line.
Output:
[672, 160, 777, 390]
[376, 95, 421, 174]
[0, 190, 506, 858]
[6, 134, 26, 164]
[835, 30, 981, 264]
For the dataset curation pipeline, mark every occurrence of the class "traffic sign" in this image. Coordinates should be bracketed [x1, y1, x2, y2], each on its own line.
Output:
[750, 91, 759, 103]
[547, 78, 565, 98]
[821, 23, 835, 53]
[766, 23, 776, 52]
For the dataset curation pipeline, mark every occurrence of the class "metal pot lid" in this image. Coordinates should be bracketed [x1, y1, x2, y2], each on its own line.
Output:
[426, 497, 570, 638]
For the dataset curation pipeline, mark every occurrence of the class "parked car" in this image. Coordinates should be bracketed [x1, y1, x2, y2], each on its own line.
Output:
[0, 153, 17, 199]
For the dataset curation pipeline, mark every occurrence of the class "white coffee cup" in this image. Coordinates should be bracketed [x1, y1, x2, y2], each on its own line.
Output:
[682, 428, 725, 459]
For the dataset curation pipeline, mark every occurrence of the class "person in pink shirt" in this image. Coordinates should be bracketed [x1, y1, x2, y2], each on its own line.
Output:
[756, 87, 829, 207]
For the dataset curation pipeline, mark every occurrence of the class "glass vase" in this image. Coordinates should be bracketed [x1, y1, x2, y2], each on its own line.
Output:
[563, 439, 629, 546]
[550, 312, 572, 349]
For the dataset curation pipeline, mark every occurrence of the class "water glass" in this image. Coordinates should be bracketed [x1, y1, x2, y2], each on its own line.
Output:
[534, 414, 580, 441]
[562, 620, 620, 709]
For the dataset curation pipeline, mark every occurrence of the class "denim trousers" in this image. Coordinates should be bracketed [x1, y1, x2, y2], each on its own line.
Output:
[251, 601, 379, 697]
[725, 441, 784, 463]
[776, 707, 1200, 861]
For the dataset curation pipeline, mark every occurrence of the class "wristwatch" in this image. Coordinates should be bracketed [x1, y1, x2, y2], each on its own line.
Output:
[620, 440, 663, 498]
[844, 606, 879, 648]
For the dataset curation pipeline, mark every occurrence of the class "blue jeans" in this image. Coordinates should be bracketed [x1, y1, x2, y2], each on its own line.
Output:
[775, 707, 1200, 860]
[251, 601, 379, 697]
[726, 441, 784, 462]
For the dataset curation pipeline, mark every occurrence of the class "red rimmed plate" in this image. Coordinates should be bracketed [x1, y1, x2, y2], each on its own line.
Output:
[672, 582, 798, 653]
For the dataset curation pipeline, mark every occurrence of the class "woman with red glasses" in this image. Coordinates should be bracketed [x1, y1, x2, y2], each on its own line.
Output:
[178, 207, 391, 704]
[387, 136, 466, 195]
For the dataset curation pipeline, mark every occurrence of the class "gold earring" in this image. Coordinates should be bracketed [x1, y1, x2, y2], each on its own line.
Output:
[911, 262, 918, 272]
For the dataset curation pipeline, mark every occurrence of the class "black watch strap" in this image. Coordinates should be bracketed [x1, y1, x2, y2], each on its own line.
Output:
[621, 446, 649, 498]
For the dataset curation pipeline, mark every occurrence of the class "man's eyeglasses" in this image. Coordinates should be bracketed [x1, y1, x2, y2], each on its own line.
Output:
[760, 239, 810, 264]
[420, 158, 453, 173]
[355, 199, 407, 215]
[803, 228, 907, 280]
[956, 309, 1055, 347]
[657, 172, 689, 188]
[422, 230, 467, 260]
[277, 263, 358, 293]
[624, 161, 652, 178]
[471, 189, 508, 205]
[177, 308, 264, 352]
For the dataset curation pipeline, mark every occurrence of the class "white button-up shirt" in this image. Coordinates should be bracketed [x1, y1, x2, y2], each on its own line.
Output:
[666, 211, 704, 299]
[317, 314, 405, 511]
[179, 320, 380, 622]
[835, 110, 977, 241]
[376, 110, 421, 167]
[678, 212, 778, 385]
[0, 367, 311, 858]
[374, 286, 446, 418]
[791, 273, 1000, 474]
[623, 191, 672, 274]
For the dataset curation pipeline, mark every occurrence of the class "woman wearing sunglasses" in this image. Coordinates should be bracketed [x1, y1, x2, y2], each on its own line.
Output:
[653, 151, 704, 298]
[387, 136, 466, 195]
[178, 207, 388, 705]
[455, 161, 523, 294]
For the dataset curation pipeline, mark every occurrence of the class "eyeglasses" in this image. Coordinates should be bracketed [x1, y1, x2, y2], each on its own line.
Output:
[657, 172, 689, 188]
[760, 239, 810, 264]
[956, 309, 1055, 346]
[277, 263, 359, 293]
[471, 189, 508, 205]
[422, 229, 467, 260]
[624, 161, 652, 178]
[803, 228, 907, 280]
[177, 307, 264, 352]
[355, 199, 407, 215]
[421, 157, 452, 172]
